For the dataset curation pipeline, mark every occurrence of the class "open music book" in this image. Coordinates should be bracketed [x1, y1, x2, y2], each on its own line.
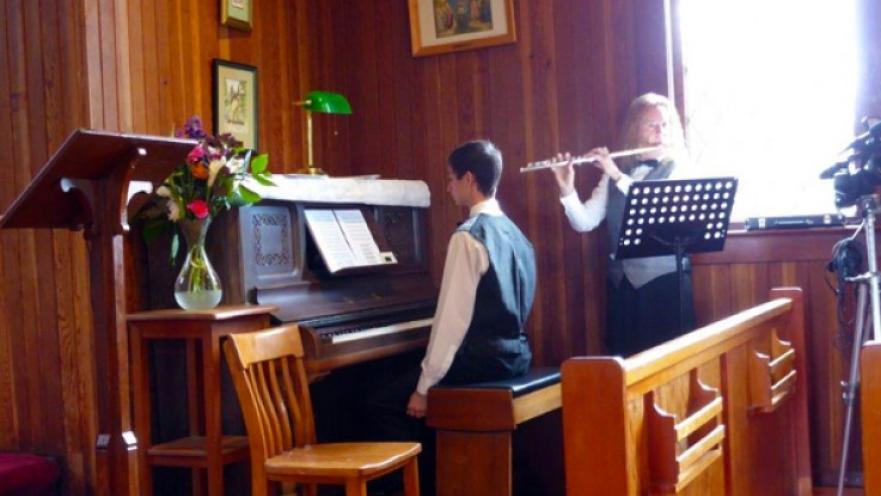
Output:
[303, 208, 397, 274]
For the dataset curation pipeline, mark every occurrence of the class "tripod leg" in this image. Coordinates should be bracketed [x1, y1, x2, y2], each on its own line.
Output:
[837, 283, 869, 496]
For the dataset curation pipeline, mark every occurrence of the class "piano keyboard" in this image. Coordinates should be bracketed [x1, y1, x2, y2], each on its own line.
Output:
[328, 317, 434, 344]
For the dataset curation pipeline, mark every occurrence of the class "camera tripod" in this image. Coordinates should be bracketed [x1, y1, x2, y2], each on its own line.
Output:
[836, 194, 881, 496]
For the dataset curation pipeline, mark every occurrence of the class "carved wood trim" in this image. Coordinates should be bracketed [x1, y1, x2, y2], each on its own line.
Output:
[748, 329, 797, 413]
[646, 369, 725, 494]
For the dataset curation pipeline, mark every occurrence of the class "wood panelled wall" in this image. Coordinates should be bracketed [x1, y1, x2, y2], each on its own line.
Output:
[2, 0, 880, 493]
[0, 2, 93, 493]
[0, 0, 314, 492]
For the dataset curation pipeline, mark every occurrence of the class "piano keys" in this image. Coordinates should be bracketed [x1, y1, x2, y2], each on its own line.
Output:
[326, 317, 434, 344]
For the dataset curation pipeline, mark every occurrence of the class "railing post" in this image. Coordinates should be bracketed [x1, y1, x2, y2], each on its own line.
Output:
[561, 357, 630, 495]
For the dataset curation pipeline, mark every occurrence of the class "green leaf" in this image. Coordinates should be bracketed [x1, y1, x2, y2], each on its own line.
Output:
[228, 189, 248, 207]
[169, 231, 180, 266]
[238, 185, 262, 204]
[253, 174, 275, 186]
[250, 154, 269, 174]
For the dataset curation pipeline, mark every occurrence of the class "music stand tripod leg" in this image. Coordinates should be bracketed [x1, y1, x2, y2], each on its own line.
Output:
[653, 235, 691, 334]
[675, 241, 686, 334]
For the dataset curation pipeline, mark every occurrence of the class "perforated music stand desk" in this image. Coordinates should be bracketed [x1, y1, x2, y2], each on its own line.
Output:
[614, 177, 738, 331]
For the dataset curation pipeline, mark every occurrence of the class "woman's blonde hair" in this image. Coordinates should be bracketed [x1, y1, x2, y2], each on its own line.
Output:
[617, 93, 688, 171]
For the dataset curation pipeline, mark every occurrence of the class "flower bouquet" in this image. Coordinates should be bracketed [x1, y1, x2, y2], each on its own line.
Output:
[144, 116, 273, 310]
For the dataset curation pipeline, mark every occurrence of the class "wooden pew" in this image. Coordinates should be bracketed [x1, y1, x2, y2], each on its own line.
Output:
[427, 367, 563, 496]
[562, 287, 812, 495]
[862, 341, 881, 496]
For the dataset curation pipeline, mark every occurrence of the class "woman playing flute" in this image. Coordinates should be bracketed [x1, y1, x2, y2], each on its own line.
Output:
[552, 92, 695, 356]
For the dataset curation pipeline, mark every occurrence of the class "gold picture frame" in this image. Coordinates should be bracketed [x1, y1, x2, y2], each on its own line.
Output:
[407, 0, 517, 57]
[212, 59, 258, 150]
[221, 0, 252, 31]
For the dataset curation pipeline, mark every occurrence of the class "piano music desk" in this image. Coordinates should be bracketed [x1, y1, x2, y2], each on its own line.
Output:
[128, 304, 276, 496]
[426, 368, 563, 496]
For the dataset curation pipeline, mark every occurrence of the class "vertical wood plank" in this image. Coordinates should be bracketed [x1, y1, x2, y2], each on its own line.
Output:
[126, 0, 145, 132]
[0, 0, 19, 452]
[862, 342, 881, 495]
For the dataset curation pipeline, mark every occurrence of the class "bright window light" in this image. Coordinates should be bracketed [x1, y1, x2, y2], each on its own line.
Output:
[678, 0, 858, 219]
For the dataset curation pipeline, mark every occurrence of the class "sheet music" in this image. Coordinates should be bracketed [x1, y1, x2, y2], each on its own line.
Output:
[334, 209, 383, 266]
[304, 209, 357, 273]
[304, 208, 395, 273]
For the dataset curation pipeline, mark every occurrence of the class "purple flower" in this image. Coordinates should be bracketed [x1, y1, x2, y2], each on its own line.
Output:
[176, 116, 209, 140]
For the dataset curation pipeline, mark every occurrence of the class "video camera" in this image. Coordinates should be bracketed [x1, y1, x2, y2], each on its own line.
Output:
[821, 120, 881, 208]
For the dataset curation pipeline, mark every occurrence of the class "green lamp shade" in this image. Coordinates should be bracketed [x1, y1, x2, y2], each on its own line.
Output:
[304, 91, 352, 115]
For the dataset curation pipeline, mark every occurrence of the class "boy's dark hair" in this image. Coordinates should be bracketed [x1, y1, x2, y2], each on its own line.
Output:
[448, 140, 503, 196]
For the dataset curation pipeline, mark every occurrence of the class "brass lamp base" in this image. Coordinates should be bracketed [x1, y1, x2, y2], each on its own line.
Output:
[294, 165, 326, 176]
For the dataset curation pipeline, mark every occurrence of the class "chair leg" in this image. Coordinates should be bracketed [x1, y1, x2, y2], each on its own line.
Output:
[344, 478, 368, 496]
[301, 483, 318, 496]
[402, 458, 420, 496]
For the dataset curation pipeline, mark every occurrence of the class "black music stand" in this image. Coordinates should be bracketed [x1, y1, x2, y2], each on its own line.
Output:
[614, 177, 738, 331]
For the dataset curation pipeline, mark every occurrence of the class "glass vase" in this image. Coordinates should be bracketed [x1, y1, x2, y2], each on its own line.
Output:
[174, 217, 223, 310]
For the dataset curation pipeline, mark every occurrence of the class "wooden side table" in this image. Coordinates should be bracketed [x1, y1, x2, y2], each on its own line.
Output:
[128, 305, 276, 496]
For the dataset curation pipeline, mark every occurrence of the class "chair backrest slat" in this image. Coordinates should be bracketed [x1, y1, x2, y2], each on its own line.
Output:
[293, 358, 317, 444]
[266, 359, 294, 449]
[280, 358, 306, 445]
[225, 324, 317, 462]
[255, 361, 283, 455]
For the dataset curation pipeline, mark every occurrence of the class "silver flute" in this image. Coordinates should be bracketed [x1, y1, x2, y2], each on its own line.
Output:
[519, 145, 664, 173]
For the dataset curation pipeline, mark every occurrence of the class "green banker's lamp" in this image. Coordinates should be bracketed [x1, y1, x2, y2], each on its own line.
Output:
[294, 91, 352, 175]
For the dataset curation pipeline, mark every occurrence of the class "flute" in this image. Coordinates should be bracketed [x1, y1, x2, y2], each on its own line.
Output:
[519, 145, 665, 173]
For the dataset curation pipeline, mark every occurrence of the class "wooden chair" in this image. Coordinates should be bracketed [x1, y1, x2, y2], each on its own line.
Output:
[224, 324, 421, 496]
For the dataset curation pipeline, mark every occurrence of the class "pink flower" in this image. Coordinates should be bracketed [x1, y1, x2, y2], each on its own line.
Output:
[187, 145, 206, 165]
[187, 199, 210, 219]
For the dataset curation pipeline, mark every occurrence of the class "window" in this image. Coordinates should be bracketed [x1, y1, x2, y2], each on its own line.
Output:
[678, 0, 859, 219]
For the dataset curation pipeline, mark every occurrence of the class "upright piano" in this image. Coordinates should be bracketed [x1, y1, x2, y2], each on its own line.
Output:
[142, 176, 438, 375]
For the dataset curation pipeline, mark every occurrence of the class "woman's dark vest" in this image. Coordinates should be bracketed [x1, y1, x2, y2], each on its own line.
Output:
[606, 160, 677, 288]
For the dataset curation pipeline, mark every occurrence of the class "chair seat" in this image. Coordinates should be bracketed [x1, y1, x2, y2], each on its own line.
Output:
[265, 442, 421, 479]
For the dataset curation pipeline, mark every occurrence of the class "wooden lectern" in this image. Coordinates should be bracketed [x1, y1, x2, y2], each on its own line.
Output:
[0, 129, 195, 496]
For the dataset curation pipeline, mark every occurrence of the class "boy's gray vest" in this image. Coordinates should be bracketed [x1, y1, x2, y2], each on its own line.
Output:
[607, 160, 677, 289]
[454, 213, 535, 376]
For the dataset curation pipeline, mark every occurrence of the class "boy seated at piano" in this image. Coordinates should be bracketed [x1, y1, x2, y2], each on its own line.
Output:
[366, 139, 537, 482]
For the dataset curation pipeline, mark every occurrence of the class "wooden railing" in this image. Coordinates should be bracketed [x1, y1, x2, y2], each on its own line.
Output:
[862, 341, 881, 496]
[561, 287, 812, 495]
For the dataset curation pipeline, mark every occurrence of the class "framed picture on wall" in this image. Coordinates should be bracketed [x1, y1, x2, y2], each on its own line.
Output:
[212, 59, 259, 150]
[407, 0, 517, 57]
[221, 0, 252, 31]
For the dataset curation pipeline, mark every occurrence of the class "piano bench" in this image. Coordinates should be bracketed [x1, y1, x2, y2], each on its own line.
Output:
[426, 367, 562, 496]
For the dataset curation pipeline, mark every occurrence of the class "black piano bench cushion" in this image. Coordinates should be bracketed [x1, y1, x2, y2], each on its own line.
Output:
[435, 366, 560, 397]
